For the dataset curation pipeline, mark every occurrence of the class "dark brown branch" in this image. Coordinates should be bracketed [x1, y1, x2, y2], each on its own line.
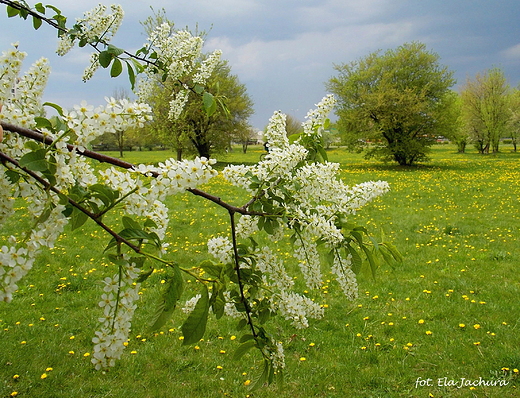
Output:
[229, 211, 257, 339]
[0, 149, 142, 253]
[1, 121, 137, 170]
[1, 121, 267, 216]
[0, 0, 64, 32]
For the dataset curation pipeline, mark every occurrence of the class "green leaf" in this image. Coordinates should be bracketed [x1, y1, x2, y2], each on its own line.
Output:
[5, 170, 20, 184]
[233, 340, 256, 361]
[346, 244, 363, 275]
[6, 6, 19, 17]
[199, 260, 224, 278]
[237, 318, 247, 330]
[211, 287, 225, 319]
[45, 5, 62, 15]
[99, 51, 112, 68]
[203, 92, 217, 116]
[250, 359, 270, 390]
[34, 117, 53, 131]
[318, 145, 328, 162]
[126, 61, 136, 90]
[35, 204, 55, 225]
[194, 84, 204, 94]
[362, 245, 379, 279]
[43, 102, 64, 116]
[35, 3, 45, 13]
[23, 141, 41, 151]
[382, 242, 403, 263]
[19, 149, 48, 171]
[149, 266, 184, 332]
[110, 58, 123, 77]
[350, 231, 364, 246]
[70, 207, 89, 230]
[107, 44, 124, 56]
[136, 266, 154, 283]
[89, 184, 119, 207]
[122, 216, 141, 230]
[32, 15, 42, 29]
[181, 285, 209, 345]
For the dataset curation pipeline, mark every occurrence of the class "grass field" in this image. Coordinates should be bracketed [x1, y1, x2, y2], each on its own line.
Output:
[1, 144, 519, 398]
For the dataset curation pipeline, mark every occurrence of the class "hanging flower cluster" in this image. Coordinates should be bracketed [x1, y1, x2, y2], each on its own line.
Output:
[92, 258, 141, 370]
[56, 4, 124, 81]
[136, 23, 222, 120]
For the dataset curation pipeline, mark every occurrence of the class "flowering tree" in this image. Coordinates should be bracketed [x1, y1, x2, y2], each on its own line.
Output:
[0, 1, 400, 387]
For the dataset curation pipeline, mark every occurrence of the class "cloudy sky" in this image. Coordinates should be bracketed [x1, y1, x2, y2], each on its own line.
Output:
[2, 0, 520, 129]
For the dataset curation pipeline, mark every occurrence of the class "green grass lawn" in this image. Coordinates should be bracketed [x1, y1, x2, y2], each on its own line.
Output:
[1, 144, 519, 397]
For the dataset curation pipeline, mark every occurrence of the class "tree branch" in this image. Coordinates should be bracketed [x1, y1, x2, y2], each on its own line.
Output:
[0, 149, 142, 253]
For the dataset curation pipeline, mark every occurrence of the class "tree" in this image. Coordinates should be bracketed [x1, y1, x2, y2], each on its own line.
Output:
[285, 114, 303, 137]
[181, 60, 254, 159]
[508, 88, 520, 152]
[139, 12, 254, 160]
[460, 68, 510, 154]
[233, 124, 256, 153]
[327, 42, 456, 166]
[440, 91, 468, 153]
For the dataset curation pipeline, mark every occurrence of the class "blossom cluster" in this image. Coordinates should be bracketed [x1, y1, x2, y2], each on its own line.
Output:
[222, 95, 390, 327]
[301, 94, 336, 137]
[207, 236, 234, 264]
[0, 44, 49, 130]
[62, 97, 152, 152]
[91, 259, 141, 370]
[274, 291, 324, 329]
[137, 23, 222, 120]
[56, 4, 124, 81]
[0, 204, 67, 302]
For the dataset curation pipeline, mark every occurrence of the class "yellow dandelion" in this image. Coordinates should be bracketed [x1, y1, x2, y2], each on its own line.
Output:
[216, 365, 223, 370]
[459, 323, 465, 328]
[230, 335, 236, 340]
[219, 350, 226, 354]
[473, 324, 481, 329]
[300, 357, 306, 361]
[40, 373, 47, 379]
[418, 319, 425, 324]
[425, 331, 432, 335]
[244, 380, 251, 386]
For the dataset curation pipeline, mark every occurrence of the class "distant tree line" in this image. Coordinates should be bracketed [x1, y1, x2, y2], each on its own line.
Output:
[95, 36, 519, 165]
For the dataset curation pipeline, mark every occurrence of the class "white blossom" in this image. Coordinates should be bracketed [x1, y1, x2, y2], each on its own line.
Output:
[207, 236, 233, 264]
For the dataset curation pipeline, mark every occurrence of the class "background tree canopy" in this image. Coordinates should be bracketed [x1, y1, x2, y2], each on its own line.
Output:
[139, 11, 254, 160]
[327, 42, 457, 166]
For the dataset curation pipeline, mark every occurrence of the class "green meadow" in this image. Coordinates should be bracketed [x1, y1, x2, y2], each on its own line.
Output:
[1, 144, 519, 398]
